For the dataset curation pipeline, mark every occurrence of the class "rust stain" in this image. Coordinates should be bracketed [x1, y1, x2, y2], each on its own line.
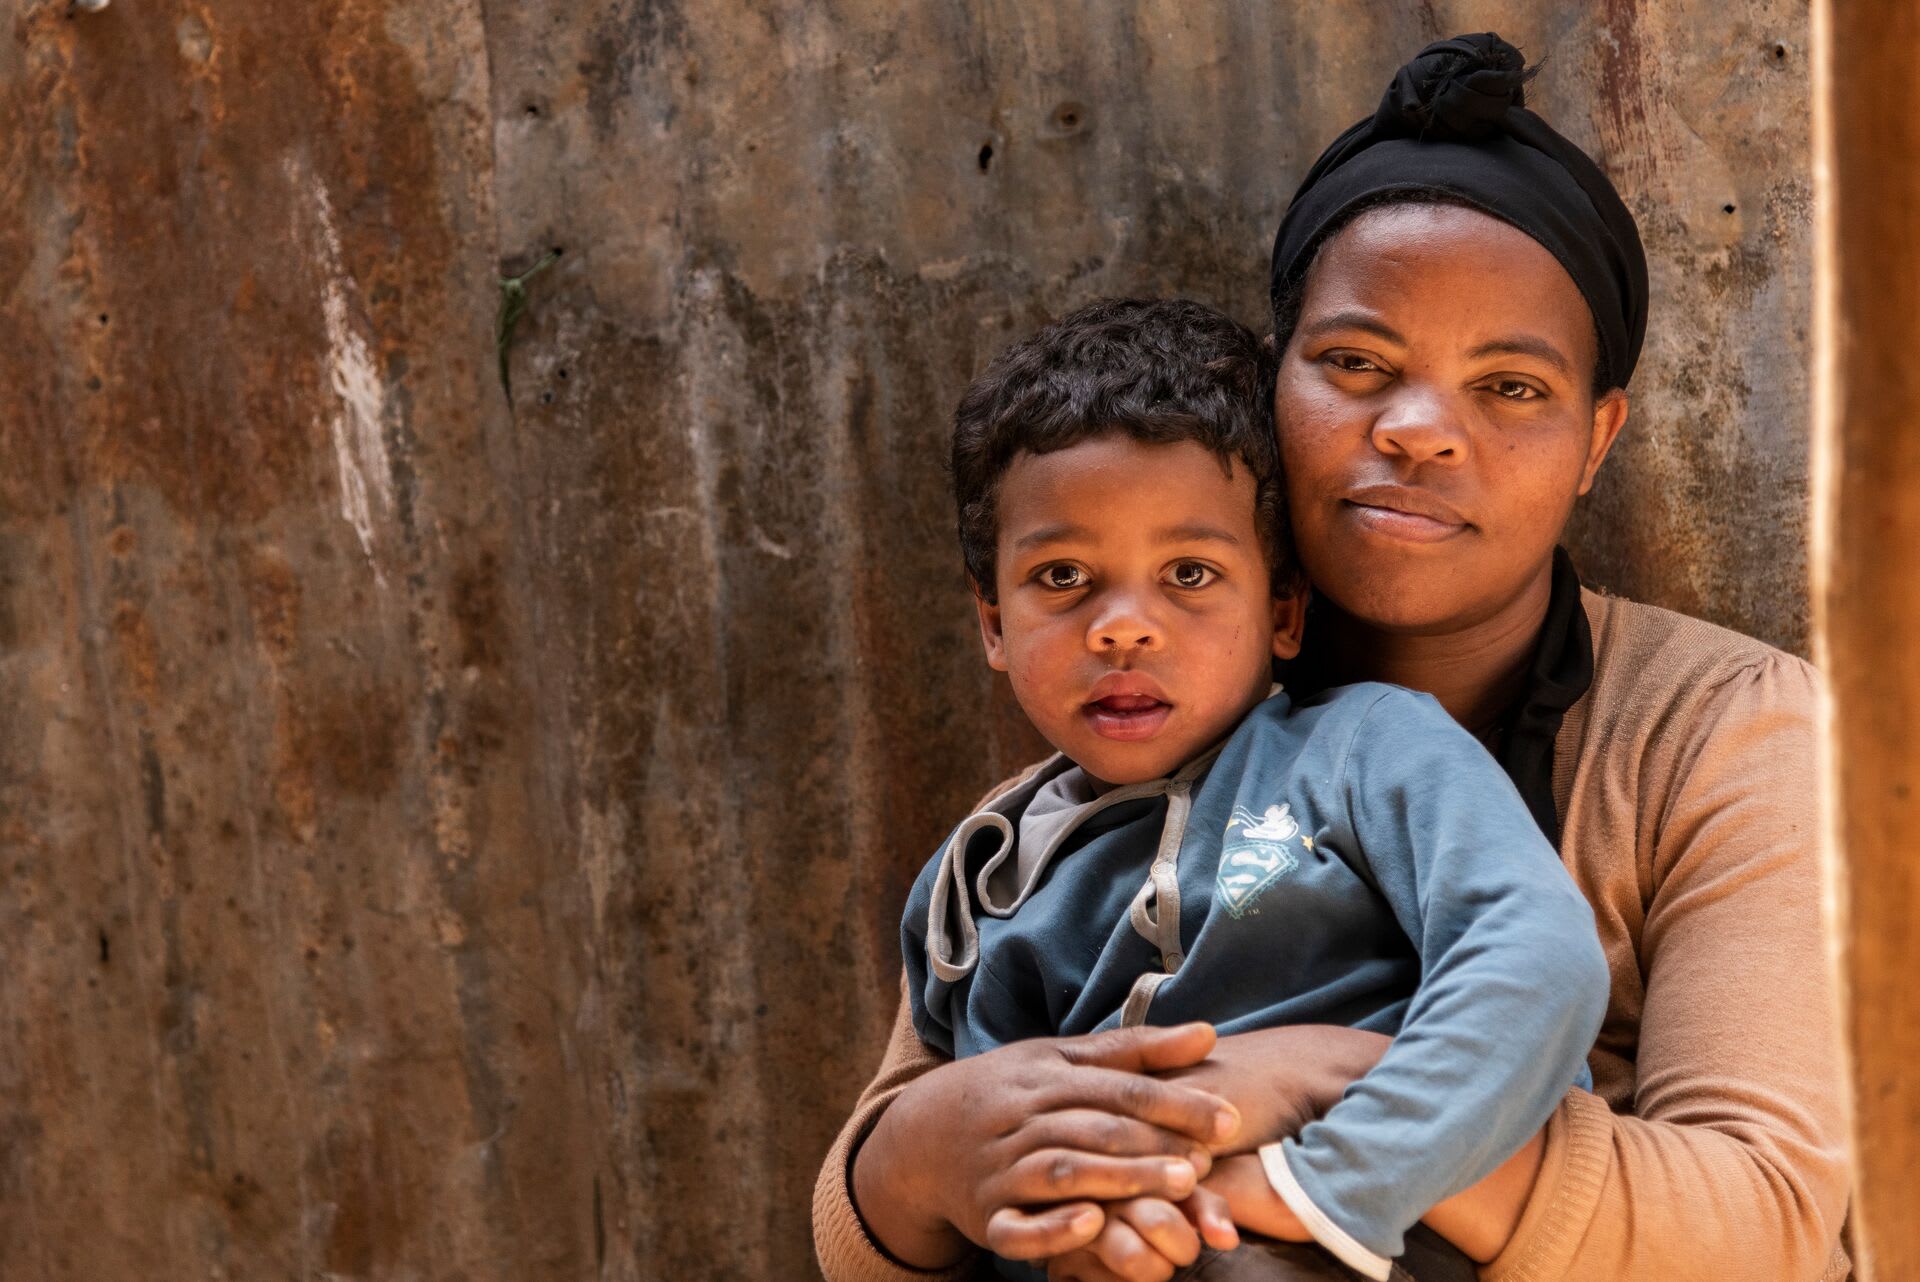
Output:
[1592, 0, 1659, 182]
[312, 682, 403, 798]
[108, 599, 160, 707]
[451, 550, 506, 670]
[1596, 0, 1644, 106]
[242, 547, 301, 664]
[23, 0, 464, 540]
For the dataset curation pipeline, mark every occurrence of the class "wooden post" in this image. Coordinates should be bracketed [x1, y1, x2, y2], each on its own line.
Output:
[1812, 2, 1920, 1276]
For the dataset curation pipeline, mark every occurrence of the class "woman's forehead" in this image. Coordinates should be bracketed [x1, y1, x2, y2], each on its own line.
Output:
[1307, 204, 1595, 353]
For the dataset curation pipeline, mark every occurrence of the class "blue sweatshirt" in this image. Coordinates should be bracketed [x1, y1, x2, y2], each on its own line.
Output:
[902, 683, 1608, 1276]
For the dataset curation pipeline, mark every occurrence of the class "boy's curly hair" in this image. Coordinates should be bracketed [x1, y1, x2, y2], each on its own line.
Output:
[951, 297, 1296, 602]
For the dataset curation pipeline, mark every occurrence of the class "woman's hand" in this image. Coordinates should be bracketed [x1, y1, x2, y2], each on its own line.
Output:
[1160, 1025, 1389, 1154]
[851, 1022, 1243, 1269]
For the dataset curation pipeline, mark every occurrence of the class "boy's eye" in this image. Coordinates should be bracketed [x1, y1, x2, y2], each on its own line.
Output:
[1167, 561, 1217, 589]
[1491, 379, 1542, 401]
[1039, 564, 1088, 590]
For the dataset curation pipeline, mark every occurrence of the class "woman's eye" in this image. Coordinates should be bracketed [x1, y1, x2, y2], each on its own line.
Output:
[1326, 352, 1382, 374]
[1168, 562, 1217, 589]
[1040, 564, 1088, 590]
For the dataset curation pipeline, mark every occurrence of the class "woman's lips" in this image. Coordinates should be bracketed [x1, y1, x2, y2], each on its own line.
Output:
[1342, 494, 1469, 544]
[1083, 693, 1173, 741]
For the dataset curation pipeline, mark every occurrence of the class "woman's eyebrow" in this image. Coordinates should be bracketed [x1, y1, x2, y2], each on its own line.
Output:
[1300, 311, 1405, 344]
[1467, 336, 1573, 376]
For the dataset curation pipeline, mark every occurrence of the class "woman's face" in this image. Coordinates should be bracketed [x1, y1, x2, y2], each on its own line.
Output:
[1275, 203, 1628, 635]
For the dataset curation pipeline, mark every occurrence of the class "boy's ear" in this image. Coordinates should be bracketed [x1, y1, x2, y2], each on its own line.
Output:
[1270, 580, 1309, 662]
[973, 580, 1010, 672]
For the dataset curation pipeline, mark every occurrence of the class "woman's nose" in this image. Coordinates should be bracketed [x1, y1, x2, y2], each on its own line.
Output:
[1085, 591, 1163, 653]
[1371, 387, 1469, 464]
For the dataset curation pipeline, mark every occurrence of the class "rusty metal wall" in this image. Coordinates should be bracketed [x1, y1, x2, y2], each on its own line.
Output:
[0, 2, 1811, 1279]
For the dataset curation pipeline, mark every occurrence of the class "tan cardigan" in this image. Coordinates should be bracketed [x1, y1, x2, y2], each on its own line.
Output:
[813, 591, 1851, 1282]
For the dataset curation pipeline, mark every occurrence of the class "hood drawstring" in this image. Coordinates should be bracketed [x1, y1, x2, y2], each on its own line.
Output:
[925, 747, 1222, 1028]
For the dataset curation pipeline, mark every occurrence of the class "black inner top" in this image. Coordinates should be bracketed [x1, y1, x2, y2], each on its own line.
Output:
[1282, 546, 1593, 846]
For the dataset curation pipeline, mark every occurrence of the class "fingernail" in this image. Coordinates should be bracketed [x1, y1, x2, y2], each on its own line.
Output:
[1165, 1160, 1196, 1193]
[1071, 1208, 1102, 1233]
[1214, 1108, 1240, 1140]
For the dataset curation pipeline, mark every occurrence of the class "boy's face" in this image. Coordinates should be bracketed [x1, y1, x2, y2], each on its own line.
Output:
[977, 436, 1305, 786]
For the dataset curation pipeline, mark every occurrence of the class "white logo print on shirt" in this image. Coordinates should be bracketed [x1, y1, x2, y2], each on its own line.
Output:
[1217, 804, 1303, 918]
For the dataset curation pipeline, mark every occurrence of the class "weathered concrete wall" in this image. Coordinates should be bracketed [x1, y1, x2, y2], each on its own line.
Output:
[0, 2, 1812, 1278]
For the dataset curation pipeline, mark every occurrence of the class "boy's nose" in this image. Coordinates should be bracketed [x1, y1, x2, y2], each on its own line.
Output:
[1096, 628, 1157, 651]
[1087, 596, 1162, 653]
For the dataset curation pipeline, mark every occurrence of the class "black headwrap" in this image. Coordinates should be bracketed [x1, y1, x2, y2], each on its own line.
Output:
[1270, 33, 1649, 389]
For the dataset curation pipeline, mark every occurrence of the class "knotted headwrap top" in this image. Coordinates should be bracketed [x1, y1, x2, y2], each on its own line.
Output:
[1270, 33, 1650, 388]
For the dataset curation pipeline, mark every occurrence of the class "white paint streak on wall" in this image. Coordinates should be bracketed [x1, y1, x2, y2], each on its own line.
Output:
[749, 527, 794, 561]
[298, 162, 393, 585]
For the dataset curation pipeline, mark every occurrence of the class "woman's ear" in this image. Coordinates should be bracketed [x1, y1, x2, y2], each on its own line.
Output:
[1578, 389, 1629, 496]
[973, 581, 1010, 672]
[1270, 580, 1310, 661]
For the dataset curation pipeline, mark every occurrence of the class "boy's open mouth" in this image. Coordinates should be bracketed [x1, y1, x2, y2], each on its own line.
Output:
[1083, 692, 1173, 741]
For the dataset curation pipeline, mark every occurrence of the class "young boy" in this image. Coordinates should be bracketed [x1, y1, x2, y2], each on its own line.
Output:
[901, 299, 1608, 1280]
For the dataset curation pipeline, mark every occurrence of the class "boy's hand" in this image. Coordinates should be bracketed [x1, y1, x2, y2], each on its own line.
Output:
[1044, 1157, 1316, 1281]
[1201, 1154, 1312, 1242]
[1159, 1025, 1388, 1154]
[853, 1023, 1242, 1269]
[1044, 1192, 1240, 1282]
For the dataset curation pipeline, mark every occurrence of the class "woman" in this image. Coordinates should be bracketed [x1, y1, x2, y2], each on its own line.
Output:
[814, 35, 1847, 1282]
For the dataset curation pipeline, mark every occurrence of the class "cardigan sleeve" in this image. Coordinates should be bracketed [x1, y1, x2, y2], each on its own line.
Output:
[1483, 655, 1850, 1282]
[812, 971, 974, 1282]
